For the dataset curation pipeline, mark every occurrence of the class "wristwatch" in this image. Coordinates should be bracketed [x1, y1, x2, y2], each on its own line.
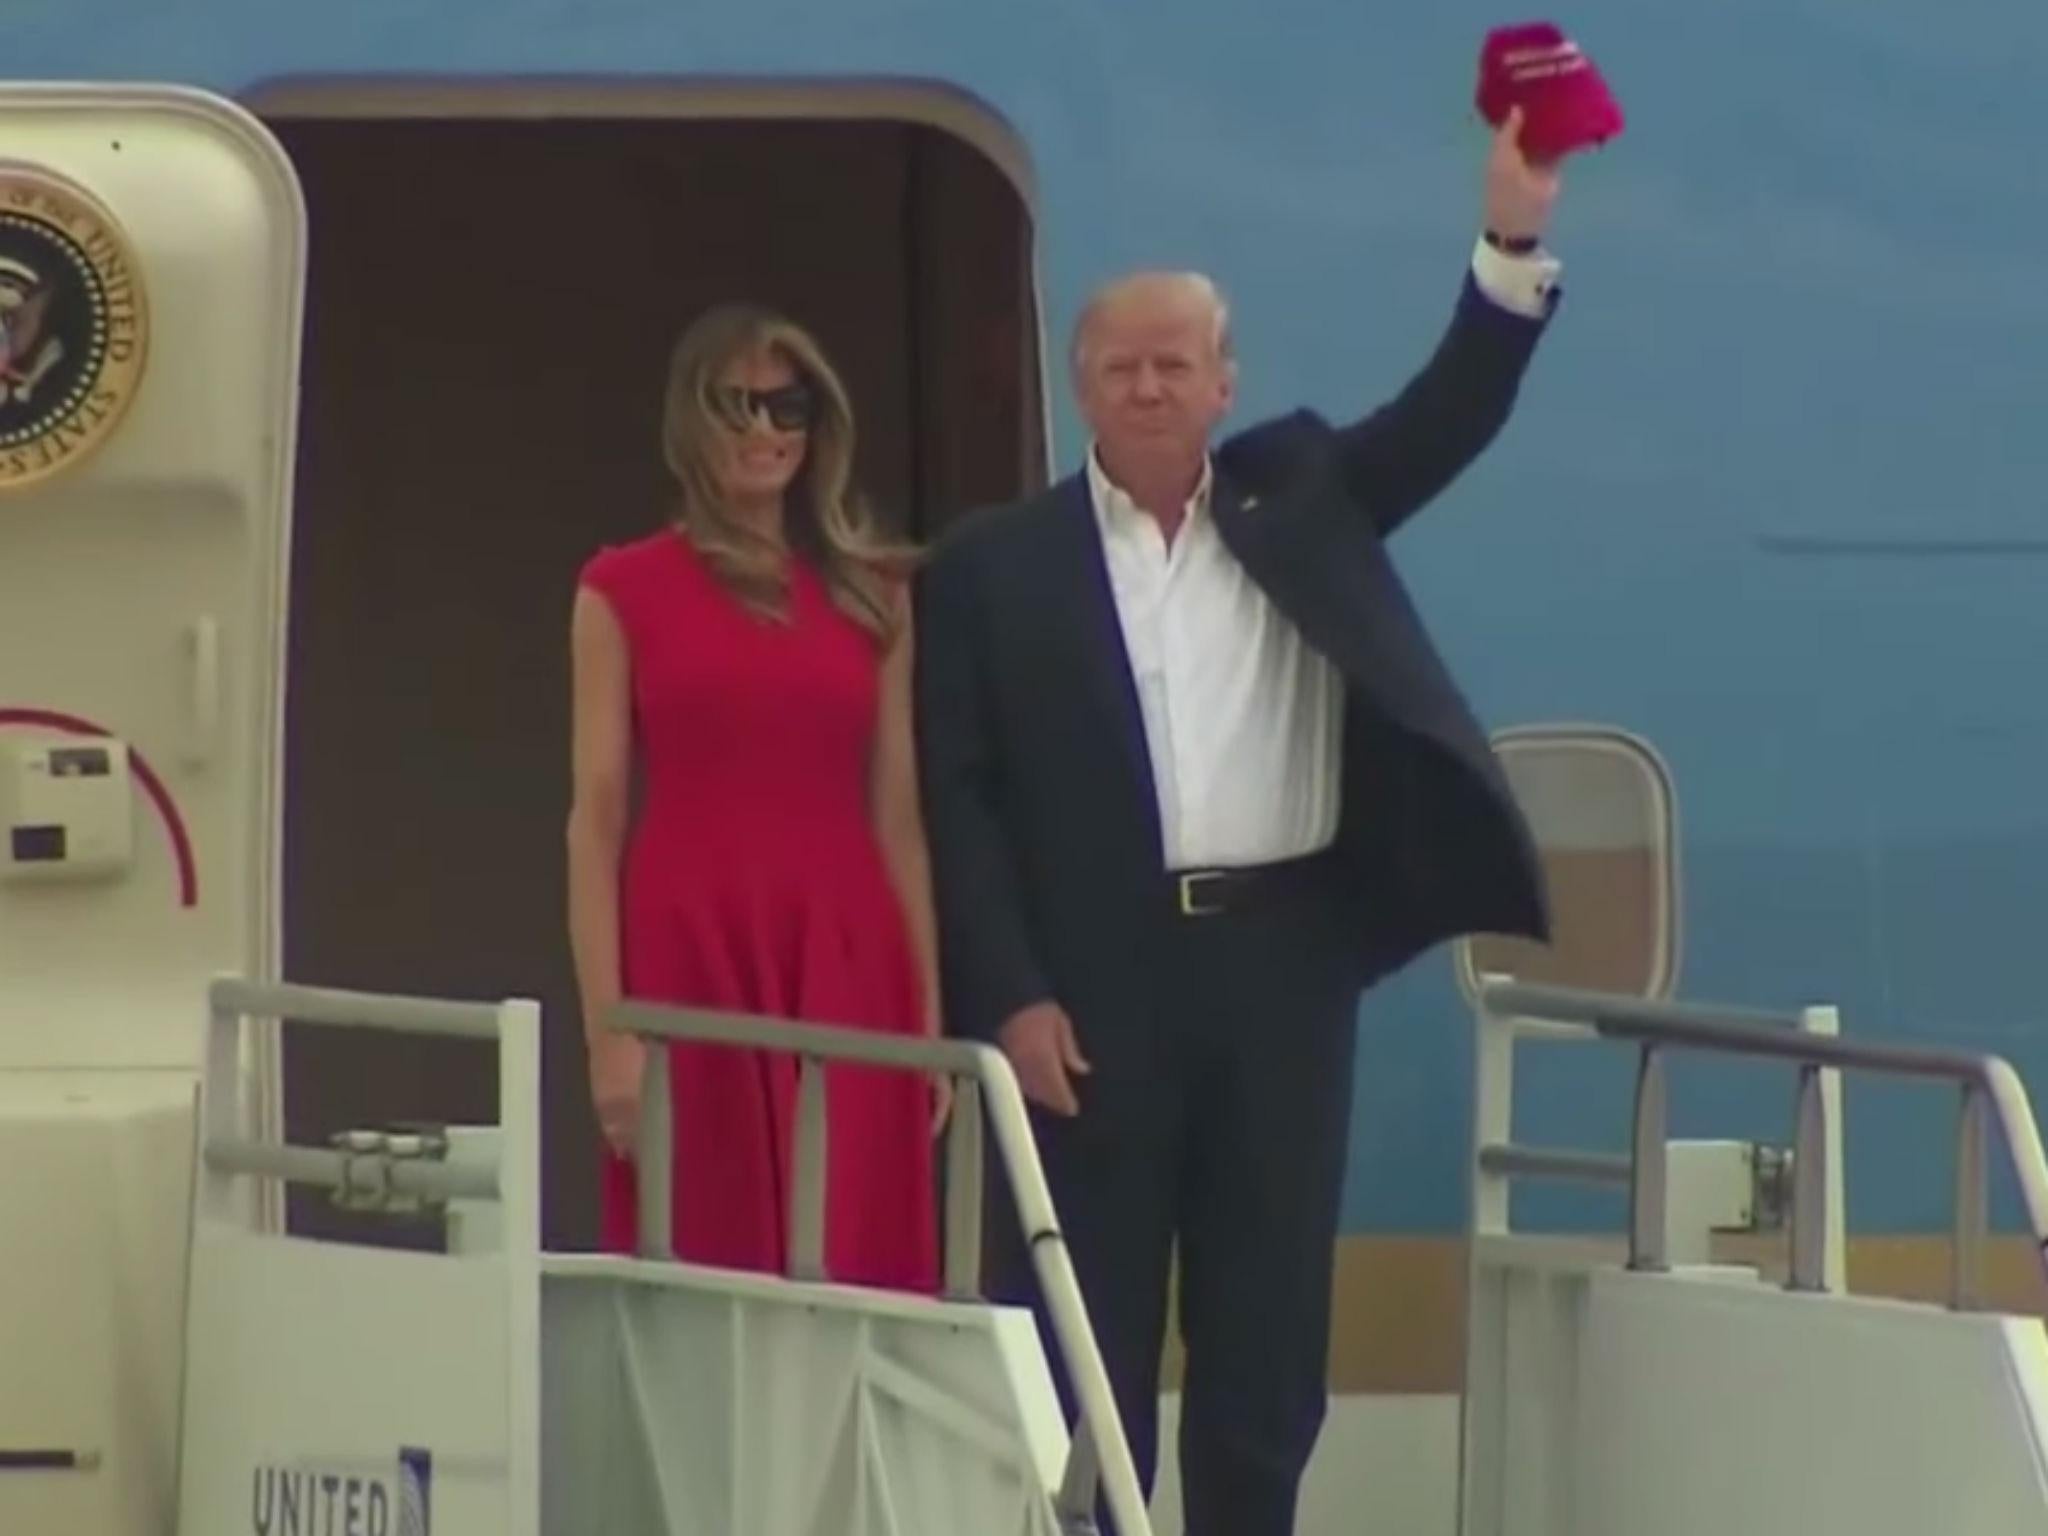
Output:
[1484, 230, 1541, 256]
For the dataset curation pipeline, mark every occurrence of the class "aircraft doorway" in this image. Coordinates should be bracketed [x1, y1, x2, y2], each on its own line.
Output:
[258, 102, 1043, 1249]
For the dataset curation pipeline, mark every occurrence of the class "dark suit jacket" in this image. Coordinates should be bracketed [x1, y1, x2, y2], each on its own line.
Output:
[916, 273, 1556, 1045]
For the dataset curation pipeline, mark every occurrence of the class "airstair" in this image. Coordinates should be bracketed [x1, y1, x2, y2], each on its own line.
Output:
[175, 977, 1150, 1536]
[1452, 727, 2048, 1536]
[170, 954, 2048, 1536]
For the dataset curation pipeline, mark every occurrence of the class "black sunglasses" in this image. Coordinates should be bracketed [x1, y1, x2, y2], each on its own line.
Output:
[712, 382, 816, 432]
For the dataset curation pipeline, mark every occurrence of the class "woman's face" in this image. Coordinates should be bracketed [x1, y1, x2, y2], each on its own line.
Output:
[709, 345, 813, 506]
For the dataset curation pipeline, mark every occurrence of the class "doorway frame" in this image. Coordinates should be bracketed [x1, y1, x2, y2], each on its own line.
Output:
[243, 74, 1053, 479]
[240, 76, 1052, 1237]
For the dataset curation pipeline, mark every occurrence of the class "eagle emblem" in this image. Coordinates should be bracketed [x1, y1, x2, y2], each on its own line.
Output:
[0, 254, 65, 407]
[0, 164, 149, 491]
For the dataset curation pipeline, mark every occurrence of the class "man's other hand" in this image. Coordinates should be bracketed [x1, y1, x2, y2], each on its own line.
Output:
[998, 1001, 1092, 1116]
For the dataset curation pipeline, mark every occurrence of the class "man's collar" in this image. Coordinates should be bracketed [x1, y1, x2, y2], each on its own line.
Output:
[1085, 444, 1214, 529]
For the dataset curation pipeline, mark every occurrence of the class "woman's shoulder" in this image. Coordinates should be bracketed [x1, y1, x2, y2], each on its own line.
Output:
[578, 529, 688, 607]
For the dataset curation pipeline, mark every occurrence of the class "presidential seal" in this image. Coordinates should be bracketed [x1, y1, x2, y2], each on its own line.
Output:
[0, 164, 148, 492]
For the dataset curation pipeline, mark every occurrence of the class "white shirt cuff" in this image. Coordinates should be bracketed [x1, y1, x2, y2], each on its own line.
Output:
[1469, 234, 1561, 318]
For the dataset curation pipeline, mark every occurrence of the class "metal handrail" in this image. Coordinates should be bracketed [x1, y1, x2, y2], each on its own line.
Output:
[609, 1000, 1151, 1536]
[1478, 979, 2048, 1304]
[201, 977, 523, 1205]
[194, 977, 546, 1536]
[210, 977, 509, 1040]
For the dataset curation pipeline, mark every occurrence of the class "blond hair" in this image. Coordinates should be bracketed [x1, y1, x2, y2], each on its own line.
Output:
[661, 304, 906, 640]
[1069, 270, 1235, 379]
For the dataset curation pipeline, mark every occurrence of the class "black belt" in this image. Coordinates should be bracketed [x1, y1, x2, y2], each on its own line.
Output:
[1168, 853, 1332, 918]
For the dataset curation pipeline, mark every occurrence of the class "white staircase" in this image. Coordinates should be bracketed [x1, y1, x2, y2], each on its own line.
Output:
[175, 977, 1151, 1536]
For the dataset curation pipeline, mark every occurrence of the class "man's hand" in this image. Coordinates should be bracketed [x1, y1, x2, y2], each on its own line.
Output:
[998, 1000, 1091, 1116]
[1484, 105, 1562, 244]
[588, 1030, 646, 1158]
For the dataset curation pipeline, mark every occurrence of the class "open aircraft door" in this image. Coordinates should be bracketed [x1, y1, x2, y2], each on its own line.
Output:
[0, 83, 302, 1536]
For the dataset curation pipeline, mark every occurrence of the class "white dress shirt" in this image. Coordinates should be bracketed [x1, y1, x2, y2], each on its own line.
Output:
[1089, 237, 1558, 872]
[1090, 451, 1344, 871]
[1468, 233, 1562, 319]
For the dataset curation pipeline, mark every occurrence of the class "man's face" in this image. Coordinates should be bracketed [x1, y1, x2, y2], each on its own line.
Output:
[1074, 282, 1234, 471]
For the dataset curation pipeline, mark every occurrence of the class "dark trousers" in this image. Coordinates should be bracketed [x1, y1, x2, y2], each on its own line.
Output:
[988, 871, 1361, 1536]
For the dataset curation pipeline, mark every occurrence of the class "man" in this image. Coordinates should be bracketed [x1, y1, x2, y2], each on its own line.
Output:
[915, 108, 1562, 1534]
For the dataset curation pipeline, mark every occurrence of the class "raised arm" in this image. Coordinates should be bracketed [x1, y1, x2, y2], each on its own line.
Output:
[1335, 105, 1566, 538]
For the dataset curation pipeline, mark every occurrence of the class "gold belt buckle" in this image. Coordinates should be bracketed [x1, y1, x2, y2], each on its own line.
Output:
[1177, 870, 1226, 917]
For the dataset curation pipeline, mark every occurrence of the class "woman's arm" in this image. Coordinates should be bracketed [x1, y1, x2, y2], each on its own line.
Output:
[871, 590, 944, 1042]
[566, 584, 641, 1154]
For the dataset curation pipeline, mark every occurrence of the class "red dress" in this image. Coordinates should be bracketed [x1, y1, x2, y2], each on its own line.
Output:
[580, 530, 937, 1292]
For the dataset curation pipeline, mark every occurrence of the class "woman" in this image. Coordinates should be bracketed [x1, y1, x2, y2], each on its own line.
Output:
[566, 303, 941, 1291]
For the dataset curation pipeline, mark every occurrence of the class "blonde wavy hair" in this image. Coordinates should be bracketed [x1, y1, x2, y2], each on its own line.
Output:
[661, 304, 907, 641]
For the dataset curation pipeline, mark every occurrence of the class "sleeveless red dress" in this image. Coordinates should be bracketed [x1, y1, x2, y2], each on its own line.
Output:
[579, 530, 937, 1292]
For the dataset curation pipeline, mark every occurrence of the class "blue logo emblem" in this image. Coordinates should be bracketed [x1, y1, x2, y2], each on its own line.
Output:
[397, 1447, 432, 1536]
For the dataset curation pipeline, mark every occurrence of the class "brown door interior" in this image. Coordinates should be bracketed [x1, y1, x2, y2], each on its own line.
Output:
[268, 113, 1042, 1249]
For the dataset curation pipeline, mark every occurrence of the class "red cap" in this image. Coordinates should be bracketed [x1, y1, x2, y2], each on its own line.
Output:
[1477, 23, 1625, 161]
